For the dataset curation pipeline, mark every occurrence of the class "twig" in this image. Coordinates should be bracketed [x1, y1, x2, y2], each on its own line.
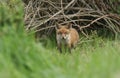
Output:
[80, 14, 109, 29]
[31, 0, 76, 30]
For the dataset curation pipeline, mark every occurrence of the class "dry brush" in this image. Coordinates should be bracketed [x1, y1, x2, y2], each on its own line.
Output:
[22, 0, 120, 38]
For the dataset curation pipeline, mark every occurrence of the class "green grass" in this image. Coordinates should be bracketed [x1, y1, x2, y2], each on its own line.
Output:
[0, 27, 120, 78]
[0, 0, 120, 78]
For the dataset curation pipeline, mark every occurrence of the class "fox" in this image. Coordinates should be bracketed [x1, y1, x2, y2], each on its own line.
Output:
[55, 23, 79, 53]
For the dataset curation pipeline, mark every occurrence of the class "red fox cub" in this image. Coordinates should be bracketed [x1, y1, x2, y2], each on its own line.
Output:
[56, 23, 79, 53]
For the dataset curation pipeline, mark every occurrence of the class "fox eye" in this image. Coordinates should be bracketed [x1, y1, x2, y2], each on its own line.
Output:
[65, 32, 69, 34]
[58, 32, 62, 34]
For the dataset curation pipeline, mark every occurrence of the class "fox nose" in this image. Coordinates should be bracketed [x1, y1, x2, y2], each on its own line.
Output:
[62, 37, 65, 39]
[62, 34, 66, 39]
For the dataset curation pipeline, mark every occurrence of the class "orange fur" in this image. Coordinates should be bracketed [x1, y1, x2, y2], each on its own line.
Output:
[56, 23, 79, 53]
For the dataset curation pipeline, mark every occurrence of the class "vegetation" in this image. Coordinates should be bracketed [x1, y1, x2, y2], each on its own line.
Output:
[0, 0, 120, 78]
[23, 0, 120, 38]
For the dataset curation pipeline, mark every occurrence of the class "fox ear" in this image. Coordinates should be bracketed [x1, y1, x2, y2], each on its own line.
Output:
[56, 23, 61, 29]
[66, 23, 72, 29]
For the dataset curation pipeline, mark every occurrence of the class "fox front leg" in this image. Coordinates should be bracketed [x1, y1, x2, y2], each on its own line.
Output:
[68, 44, 72, 53]
[57, 43, 62, 53]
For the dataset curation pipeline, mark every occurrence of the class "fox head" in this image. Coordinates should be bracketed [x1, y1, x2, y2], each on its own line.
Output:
[56, 23, 72, 40]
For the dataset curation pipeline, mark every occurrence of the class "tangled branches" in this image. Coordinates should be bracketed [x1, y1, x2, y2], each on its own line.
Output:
[23, 0, 120, 38]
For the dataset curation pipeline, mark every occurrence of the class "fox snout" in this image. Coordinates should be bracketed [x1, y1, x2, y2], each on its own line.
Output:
[61, 34, 67, 39]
